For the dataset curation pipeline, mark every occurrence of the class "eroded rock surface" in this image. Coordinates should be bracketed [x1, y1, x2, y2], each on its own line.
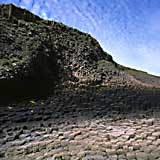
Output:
[0, 87, 160, 160]
[1, 4, 159, 101]
[0, 4, 113, 98]
[0, 4, 160, 160]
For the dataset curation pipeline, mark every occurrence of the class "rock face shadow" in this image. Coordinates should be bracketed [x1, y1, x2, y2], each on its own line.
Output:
[0, 86, 160, 127]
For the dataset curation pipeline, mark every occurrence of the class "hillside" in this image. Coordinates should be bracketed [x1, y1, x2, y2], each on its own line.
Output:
[0, 4, 159, 101]
[0, 4, 160, 160]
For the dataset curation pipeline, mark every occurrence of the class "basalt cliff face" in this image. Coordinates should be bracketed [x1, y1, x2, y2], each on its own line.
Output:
[1, 4, 160, 160]
[0, 4, 160, 103]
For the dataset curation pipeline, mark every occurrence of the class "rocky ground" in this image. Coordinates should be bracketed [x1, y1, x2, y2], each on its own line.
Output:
[0, 86, 160, 160]
[1, 4, 160, 160]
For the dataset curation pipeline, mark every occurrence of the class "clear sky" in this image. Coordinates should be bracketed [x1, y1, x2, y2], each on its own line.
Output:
[1, 0, 160, 76]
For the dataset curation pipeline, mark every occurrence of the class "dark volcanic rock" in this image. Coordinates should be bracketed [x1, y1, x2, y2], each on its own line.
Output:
[0, 4, 59, 101]
[0, 4, 160, 103]
[0, 4, 112, 101]
[0, 5, 160, 160]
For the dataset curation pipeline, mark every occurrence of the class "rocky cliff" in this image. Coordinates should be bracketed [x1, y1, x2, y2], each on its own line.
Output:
[0, 4, 160, 160]
[0, 4, 160, 103]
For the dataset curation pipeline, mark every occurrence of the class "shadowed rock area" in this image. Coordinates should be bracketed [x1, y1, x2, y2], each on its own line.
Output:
[0, 4, 160, 160]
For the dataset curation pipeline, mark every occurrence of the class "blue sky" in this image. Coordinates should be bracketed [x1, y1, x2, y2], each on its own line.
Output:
[1, 0, 160, 76]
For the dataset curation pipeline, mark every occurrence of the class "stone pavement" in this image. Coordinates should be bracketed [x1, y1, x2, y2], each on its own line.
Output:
[0, 111, 160, 160]
[0, 87, 160, 160]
